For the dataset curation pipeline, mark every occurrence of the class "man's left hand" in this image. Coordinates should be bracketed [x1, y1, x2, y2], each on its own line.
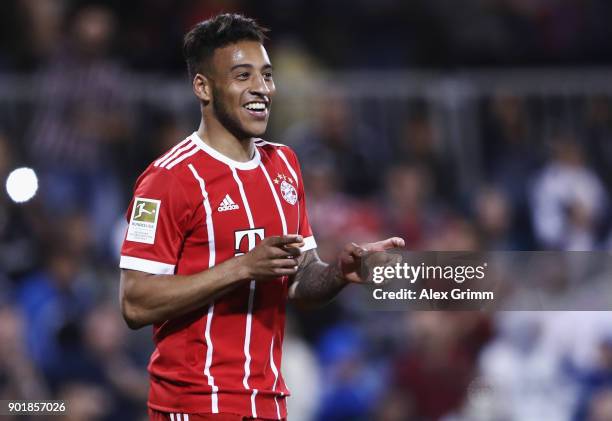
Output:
[338, 237, 405, 283]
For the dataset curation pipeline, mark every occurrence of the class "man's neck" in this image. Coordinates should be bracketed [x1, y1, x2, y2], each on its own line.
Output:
[197, 118, 255, 163]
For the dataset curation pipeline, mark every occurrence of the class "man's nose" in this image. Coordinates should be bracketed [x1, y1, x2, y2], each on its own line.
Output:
[250, 74, 271, 95]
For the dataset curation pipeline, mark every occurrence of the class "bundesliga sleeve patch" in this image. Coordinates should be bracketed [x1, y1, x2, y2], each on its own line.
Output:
[126, 197, 161, 244]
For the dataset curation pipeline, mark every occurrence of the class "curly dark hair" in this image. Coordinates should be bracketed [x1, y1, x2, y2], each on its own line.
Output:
[183, 13, 269, 79]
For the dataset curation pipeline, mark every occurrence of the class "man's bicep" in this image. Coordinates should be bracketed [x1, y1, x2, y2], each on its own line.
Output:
[120, 269, 152, 297]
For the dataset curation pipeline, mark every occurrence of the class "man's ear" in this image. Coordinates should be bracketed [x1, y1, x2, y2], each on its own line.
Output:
[193, 73, 211, 104]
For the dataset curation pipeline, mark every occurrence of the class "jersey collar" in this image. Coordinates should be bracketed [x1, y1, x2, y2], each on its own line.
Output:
[191, 132, 261, 171]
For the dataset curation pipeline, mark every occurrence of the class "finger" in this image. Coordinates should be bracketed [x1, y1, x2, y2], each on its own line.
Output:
[267, 247, 299, 259]
[364, 237, 405, 252]
[271, 258, 299, 268]
[273, 267, 299, 276]
[347, 242, 367, 258]
[281, 243, 303, 257]
[267, 235, 303, 247]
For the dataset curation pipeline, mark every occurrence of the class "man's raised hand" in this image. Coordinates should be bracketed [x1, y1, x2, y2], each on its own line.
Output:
[338, 237, 405, 283]
[237, 235, 304, 281]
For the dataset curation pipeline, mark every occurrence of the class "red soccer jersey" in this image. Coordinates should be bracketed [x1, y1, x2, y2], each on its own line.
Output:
[120, 132, 316, 419]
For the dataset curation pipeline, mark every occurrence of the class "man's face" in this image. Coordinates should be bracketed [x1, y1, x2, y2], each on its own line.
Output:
[207, 40, 275, 138]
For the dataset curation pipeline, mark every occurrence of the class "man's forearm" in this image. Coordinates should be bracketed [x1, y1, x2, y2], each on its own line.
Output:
[120, 235, 304, 329]
[289, 250, 348, 307]
[120, 257, 247, 329]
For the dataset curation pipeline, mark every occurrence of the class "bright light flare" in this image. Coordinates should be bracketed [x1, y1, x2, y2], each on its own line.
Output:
[6, 167, 38, 203]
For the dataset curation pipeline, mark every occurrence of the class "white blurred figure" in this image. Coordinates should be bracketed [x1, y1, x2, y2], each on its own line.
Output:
[465, 312, 577, 421]
[530, 136, 607, 251]
[282, 320, 321, 421]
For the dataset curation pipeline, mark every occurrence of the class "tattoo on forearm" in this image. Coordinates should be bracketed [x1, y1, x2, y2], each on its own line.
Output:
[291, 249, 347, 305]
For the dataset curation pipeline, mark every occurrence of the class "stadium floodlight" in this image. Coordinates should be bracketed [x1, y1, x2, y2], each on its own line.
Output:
[6, 167, 38, 203]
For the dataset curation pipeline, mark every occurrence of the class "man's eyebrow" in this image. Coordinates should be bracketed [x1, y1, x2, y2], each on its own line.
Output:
[230, 63, 273, 71]
[230, 64, 254, 71]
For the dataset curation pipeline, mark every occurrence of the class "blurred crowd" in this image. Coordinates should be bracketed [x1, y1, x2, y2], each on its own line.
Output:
[3, 0, 612, 71]
[2, 1, 612, 421]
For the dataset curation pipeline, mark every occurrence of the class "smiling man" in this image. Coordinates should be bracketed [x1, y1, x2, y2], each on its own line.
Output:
[118, 13, 404, 421]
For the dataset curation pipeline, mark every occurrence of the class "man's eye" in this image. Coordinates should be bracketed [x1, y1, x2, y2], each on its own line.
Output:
[263, 72, 273, 79]
[237, 73, 250, 80]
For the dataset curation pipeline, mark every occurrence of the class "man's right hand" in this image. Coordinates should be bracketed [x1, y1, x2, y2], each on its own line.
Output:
[237, 235, 304, 280]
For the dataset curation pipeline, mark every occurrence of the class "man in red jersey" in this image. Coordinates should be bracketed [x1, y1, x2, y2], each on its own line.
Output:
[119, 13, 404, 421]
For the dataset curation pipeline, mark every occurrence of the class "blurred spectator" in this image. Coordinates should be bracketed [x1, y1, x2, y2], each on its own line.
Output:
[304, 163, 383, 262]
[381, 163, 440, 250]
[57, 381, 111, 421]
[424, 214, 481, 252]
[586, 388, 612, 421]
[473, 312, 576, 421]
[396, 114, 456, 203]
[472, 185, 518, 250]
[18, 0, 66, 66]
[316, 324, 386, 421]
[57, 301, 149, 420]
[571, 331, 612, 420]
[287, 93, 391, 197]
[530, 136, 608, 250]
[0, 0, 66, 70]
[17, 244, 96, 382]
[0, 304, 48, 401]
[26, 4, 130, 258]
[482, 93, 538, 247]
[585, 96, 612, 190]
[383, 312, 491, 421]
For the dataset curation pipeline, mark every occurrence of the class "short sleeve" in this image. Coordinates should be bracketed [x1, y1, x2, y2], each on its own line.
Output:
[283, 147, 317, 252]
[120, 167, 193, 274]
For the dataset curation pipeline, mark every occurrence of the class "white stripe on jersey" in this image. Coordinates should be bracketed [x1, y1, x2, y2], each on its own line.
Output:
[231, 168, 255, 227]
[269, 337, 281, 420]
[154, 138, 191, 167]
[170, 414, 175, 421]
[156, 140, 196, 168]
[119, 255, 175, 275]
[254, 138, 285, 147]
[166, 145, 201, 169]
[188, 164, 219, 413]
[204, 304, 219, 413]
[242, 280, 256, 391]
[276, 149, 299, 188]
[230, 166, 258, 418]
[184, 415, 189, 421]
[259, 163, 288, 235]
[251, 389, 259, 418]
[255, 142, 302, 234]
[275, 148, 301, 232]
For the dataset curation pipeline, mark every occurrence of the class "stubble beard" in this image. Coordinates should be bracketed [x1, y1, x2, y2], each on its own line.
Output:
[212, 88, 261, 141]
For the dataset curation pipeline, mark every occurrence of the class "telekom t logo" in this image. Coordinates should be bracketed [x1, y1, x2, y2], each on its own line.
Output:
[234, 228, 265, 256]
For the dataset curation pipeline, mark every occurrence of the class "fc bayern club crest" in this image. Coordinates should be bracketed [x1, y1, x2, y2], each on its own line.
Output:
[273, 173, 298, 205]
[280, 180, 298, 205]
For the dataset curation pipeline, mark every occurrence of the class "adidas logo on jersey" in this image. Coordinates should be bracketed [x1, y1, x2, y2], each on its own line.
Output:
[218, 194, 239, 212]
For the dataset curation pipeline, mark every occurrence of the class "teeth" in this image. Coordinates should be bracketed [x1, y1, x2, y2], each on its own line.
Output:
[245, 102, 266, 111]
